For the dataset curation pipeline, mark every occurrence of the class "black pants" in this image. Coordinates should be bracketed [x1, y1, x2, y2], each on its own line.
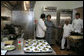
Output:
[36, 37, 45, 40]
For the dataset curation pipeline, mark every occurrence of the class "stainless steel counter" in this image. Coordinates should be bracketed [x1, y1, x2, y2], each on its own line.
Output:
[6, 49, 56, 55]
[6, 39, 56, 55]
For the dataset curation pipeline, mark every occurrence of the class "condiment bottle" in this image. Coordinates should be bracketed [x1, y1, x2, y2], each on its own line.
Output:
[18, 41, 21, 50]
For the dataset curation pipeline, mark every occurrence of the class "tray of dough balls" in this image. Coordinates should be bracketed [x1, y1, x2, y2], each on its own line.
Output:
[24, 39, 52, 53]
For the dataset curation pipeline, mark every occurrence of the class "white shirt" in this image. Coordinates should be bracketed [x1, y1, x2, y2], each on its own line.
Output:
[63, 24, 72, 38]
[36, 19, 47, 38]
[72, 18, 83, 33]
[15, 27, 19, 34]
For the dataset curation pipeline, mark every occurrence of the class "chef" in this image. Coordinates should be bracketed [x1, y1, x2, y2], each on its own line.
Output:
[36, 14, 47, 39]
[61, 19, 73, 50]
[45, 14, 61, 45]
[72, 13, 83, 33]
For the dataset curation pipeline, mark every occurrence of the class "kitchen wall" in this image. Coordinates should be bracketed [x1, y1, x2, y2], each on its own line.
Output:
[1, 6, 12, 30]
[75, 7, 83, 19]
[12, 11, 35, 39]
[1, 6, 12, 17]
[34, 1, 83, 20]
[1, 6, 12, 24]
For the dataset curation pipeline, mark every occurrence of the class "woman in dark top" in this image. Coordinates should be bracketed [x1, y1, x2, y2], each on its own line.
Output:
[45, 14, 61, 45]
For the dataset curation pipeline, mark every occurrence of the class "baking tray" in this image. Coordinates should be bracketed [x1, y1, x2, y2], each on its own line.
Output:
[24, 39, 53, 53]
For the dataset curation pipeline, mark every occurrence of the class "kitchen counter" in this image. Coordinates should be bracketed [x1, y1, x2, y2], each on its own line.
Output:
[67, 35, 83, 55]
[6, 39, 56, 55]
[4, 40, 14, 45]
[6, 49, 56, 55]
[68, 35, 83, 39]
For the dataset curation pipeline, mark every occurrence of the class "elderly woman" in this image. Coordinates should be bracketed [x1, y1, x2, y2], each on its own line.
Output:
[45, 14, 61, 45]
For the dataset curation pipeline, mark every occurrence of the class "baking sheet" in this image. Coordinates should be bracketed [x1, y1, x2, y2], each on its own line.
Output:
[24, 39, 52, 53]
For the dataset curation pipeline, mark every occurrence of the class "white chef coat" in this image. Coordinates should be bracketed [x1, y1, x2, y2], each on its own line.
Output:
[36, 19, 47, 38]
[15, 27, 19, 34]
[63, 24, 72, 38]
[72, 18, 83, 33]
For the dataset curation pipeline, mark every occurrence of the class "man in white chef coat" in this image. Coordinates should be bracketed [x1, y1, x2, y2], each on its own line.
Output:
[36, 14, 47, 39]
[72, 13, 83, 34]
[61, 19, 73, 50]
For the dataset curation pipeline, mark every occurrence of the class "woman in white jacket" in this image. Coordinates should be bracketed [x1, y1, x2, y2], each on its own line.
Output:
[36, 14, 47, 39]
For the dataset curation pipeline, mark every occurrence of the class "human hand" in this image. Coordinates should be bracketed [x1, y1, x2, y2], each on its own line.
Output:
[58, 25, 62, 28]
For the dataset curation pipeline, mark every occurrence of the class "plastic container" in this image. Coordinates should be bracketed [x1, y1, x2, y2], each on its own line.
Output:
[17, 38, 24, 50]
[18, 41, 21, 50]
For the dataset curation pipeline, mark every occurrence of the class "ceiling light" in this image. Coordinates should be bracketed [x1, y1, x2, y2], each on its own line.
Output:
[24, 1, 30, 11]
[24, 1, 27, 10]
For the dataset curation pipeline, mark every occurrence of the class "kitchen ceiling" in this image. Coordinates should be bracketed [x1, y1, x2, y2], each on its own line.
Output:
[1, 1, 36, 11]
